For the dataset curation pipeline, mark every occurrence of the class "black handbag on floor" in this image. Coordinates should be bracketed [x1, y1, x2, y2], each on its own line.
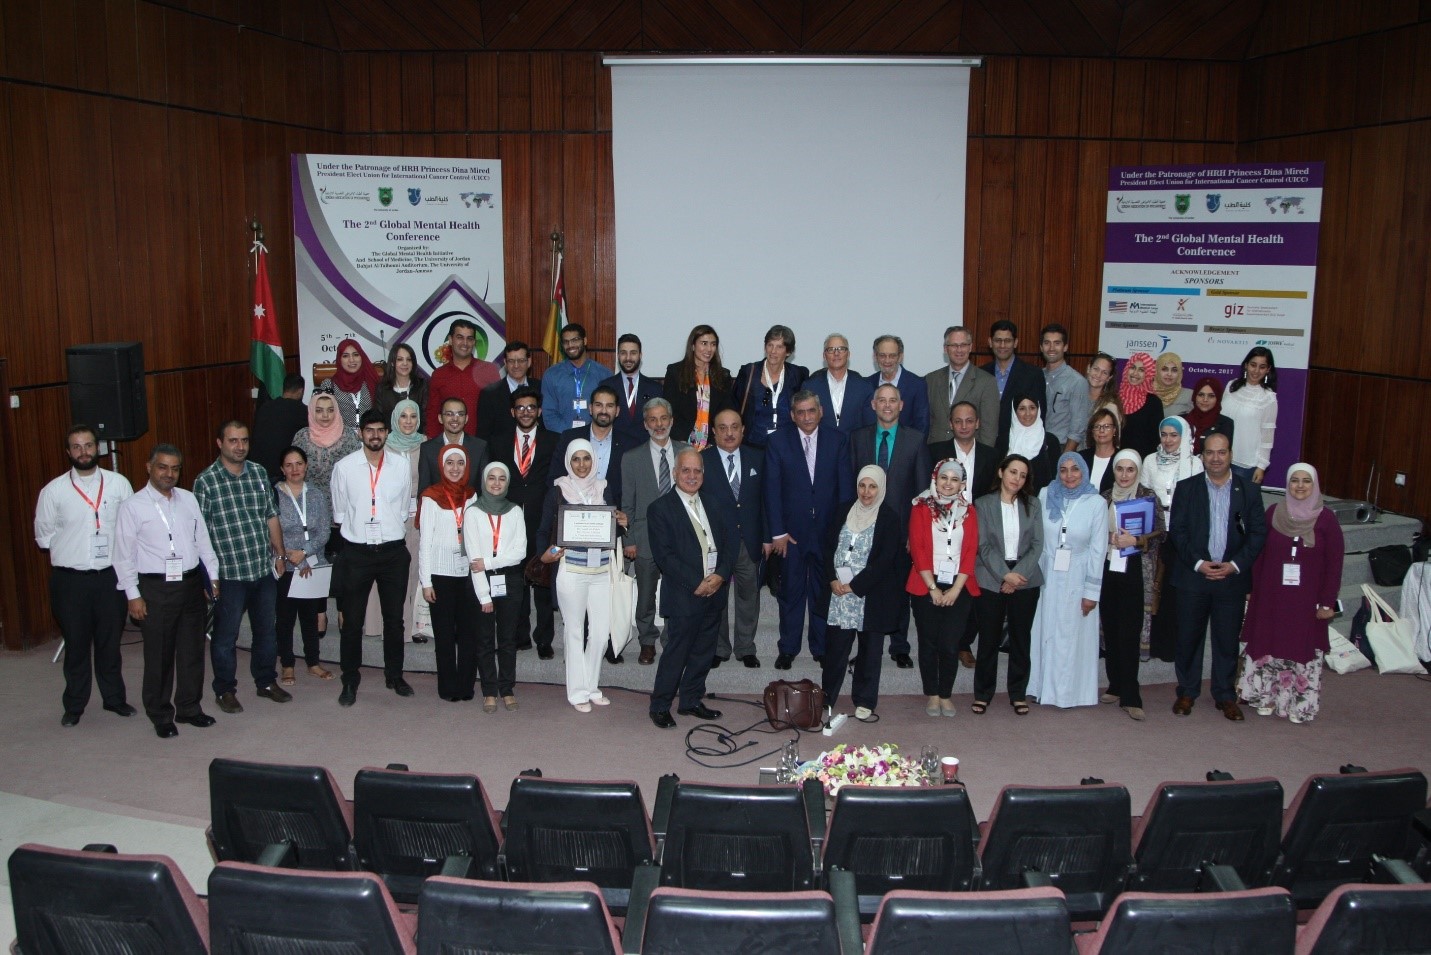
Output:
[1367, 544, 1412, 586]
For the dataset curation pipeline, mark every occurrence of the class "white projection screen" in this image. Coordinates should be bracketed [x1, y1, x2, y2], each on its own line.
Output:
[607, 57, 974, 371]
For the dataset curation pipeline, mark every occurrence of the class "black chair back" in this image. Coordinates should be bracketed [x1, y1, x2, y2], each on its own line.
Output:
[1082, 888, 1296, 954]
[208, 757, 355, 870]
[417, 877, 621, 955]
[660, 781, 816, 891]
[823, 784, 978, 897]
[640, 887, 842, 955]
[1131, 778, 1284, 891]
[502, 776, 656, 889]
[1297, 883, 1431, 955]
[866, 887, 1071, 955]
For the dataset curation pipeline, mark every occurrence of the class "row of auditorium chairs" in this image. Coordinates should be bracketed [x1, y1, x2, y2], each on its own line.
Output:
[202, 758, 1431, 921]
[9, 843, 1431, 955]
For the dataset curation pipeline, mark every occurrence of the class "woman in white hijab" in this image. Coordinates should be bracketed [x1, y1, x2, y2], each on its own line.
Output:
[997, 391, 1061, 490]
[819, 465, 903, 722]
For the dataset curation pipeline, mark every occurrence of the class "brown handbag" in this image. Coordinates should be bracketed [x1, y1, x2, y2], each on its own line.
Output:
[763, 678, 826, 730]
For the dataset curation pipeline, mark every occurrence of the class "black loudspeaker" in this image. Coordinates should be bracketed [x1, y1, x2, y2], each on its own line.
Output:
[66, 342, 148, 441]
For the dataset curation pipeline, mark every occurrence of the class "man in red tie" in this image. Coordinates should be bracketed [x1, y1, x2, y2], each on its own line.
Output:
[599, 333, 663, 447]
[493, 386, 558, 657]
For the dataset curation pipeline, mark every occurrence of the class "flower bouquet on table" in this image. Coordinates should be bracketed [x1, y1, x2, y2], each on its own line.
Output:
[791, 743, 932, 797]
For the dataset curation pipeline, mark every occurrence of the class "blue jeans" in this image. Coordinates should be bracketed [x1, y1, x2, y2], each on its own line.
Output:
[211, 575, 278, 695]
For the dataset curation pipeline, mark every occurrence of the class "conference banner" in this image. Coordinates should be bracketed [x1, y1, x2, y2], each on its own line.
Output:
[291, 153, 506, 382]
[1099, 162, 1324, 487]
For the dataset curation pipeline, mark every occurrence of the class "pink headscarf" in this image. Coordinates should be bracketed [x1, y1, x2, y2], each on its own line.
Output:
[1119, 352, 1157, 415]
[305, 392, 347, 448]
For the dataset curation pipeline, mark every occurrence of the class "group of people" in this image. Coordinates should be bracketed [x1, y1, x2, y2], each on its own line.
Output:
[38, 313, 1345, 735]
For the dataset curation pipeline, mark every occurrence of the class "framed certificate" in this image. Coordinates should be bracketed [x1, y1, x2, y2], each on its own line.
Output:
[557, 505, 618, 549]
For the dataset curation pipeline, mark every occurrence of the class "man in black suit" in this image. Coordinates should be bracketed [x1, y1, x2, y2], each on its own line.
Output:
[1168, 431, 1267, 721]
[418, 397, 490, 493]
[491, 386, 559, 657]
[851, 383, 930, 668]
[928, 399, 998, 667]
[550, 384, 630, 507]
[475, 341, 539, 443]
[600, 333, 664, 447]
[702, 409, 769, 669]
[251, 374, 309, 484]
[648, 448, 737, 729]
[982, 320, 1047, 447]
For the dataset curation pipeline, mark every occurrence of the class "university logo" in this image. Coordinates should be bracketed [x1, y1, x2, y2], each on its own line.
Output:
[378, 187, 393, 207]
[1206, 194, 1221, 212]
[1175, 194, 1191, 214]
[408, 188, 422, 206]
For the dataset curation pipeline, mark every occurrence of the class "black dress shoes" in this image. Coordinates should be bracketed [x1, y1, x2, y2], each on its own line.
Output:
[649, 711, 677, 729]
[742, 655, 760, 668]
[256, 684, 292, 703]
[605, 646, 624, 664]
[60, 712, 81, 727]
[537, 646, 555, 660]
[774, 653, 794, 670]
[338, 685, 357, 707]
[812, 656, 823, 666]
[892, 653, 914, 669]
[175, 712, 216, 727]
[386, 677, 415, 697]
[154, 723, 178, 739]
[410, 634, 429, 643]
[103, 702, 137, 717]
[710, 656, 727, 669]
[678, 704, 723, 720]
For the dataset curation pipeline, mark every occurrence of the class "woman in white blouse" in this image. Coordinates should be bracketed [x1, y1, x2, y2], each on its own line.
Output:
[1221, 347, 1278, 487]
[463, 462, 527, 713]
[417, 446, 479, 702]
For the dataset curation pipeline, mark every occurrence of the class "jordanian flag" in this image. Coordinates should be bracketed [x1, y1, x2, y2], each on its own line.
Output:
[250, 241, 286, 399]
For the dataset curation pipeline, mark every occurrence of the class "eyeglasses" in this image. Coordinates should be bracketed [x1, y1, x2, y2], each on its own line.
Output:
[1093, 424, 1115, 432]
[824, 346, 849, 354]
[441, 410, 467, 418]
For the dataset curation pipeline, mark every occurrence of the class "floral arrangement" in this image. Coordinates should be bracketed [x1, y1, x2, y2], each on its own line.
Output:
[791, 743, 931, 796]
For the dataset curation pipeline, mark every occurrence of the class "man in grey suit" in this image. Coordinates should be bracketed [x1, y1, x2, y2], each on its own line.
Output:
[851, 384, 930, 669]
[924, 325, 999, 446]
[621, 397, 689, 666]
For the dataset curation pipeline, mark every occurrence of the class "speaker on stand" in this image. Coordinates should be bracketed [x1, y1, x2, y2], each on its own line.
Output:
[65, 342, 148, 444]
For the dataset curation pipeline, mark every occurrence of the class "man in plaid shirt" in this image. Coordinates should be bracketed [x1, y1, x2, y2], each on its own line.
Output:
[195, 420, 291, 713]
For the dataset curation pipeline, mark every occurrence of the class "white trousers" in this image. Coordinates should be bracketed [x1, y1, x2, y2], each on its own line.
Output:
[557, 565, 611, 704]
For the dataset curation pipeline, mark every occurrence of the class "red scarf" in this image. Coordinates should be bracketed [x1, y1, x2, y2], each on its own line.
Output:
[416, 446, 471, 528]
[332, 338, 380, 396]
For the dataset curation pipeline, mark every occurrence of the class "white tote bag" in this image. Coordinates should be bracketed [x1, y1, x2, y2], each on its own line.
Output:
[608, 547, 638, 656]
[1325, 624, 1371, 674]
[1361, 584, 1424, 675]
[1399, 562, 1431, 662]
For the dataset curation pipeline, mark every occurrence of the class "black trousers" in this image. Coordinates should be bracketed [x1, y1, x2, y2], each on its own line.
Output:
[51, 567, 129, 715]
[822, 627, 884, 711]
[911, 590, 973, 698]
[430, 573, 479, 700]
[1148, 538, 1179, 662]
[275, 570, 322, 667]
[1100, 561, 1145, 707]
[973, 585, 1040, 703]
[337, 540, 411, 687]
[137, 572, 207, 724]
[649, 606, 722, 714]
[476, 572, 521, 697]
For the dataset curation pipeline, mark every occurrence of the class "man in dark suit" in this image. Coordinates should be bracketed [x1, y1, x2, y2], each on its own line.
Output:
[251, 374, 309, 484]
[418, 397, 490, 493]
[982, 320, 1047, 447]
[702, 409, 769, 669]
[599, 333, 664, 447]
[851, 383, 930, 668]
[765, 390, 854, 669]
[550, 385, 630, 507]
[806, 332, 875, 435]
[1168, 431, 1267, 721]
[924, 326, 999, 446]
[490, 386, 558, 657]
[475, 341, 539, 443]
[621, 398, 689, 665]
[867, 334, 931, 435]
[647, 448, 738, 729]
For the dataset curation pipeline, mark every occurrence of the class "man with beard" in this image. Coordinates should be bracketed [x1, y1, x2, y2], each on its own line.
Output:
[541, 323, 613, 434]
[425, 319, 501, 437]
[494, 387, 559, 657]
[35, 425, 136, 727]
[551, 384, 631, 507]
[600, 333, 662, 446]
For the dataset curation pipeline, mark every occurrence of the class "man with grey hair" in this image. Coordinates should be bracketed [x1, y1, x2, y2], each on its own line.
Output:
[622, 396, 689, 665]
[806, 332, 874, 434]
[867, 334, 930, 435]
[924, 325, 999, 446]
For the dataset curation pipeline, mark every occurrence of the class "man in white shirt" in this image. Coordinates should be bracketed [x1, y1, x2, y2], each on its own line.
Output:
[924, 325, 999, 446]
[806, 333, 875, 434]
[621, 398, 689, 665]
[331, 409, 415, 705]
[34, 425, 136, 727]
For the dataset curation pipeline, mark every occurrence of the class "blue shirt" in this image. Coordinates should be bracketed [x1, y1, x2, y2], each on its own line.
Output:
[541, 358, 613, 433]
[1206, 474, 1231, 563]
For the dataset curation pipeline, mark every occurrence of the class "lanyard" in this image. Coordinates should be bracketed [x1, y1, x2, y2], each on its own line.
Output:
[573, 364, 588, 400]
[687, 497, 712, 553]
[1289, 536, 1300, 562]
[1059, 524, 1068, 548]
[367, 456, 385, 519]
[70, 473, 104, 534]
[150, 491, 177, 555]
[284, 484, 310, 541]
[487, 512, 502, 555]
[446, 490, 468, 538]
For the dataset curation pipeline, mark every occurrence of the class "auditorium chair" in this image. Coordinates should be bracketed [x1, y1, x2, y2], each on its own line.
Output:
[821, 783, 979, 916]
[630, 879, 860, 955]
[1129, 776, 1284, 891]
[1074, 887, 1297, 954]
[351, 766, 503, 904]
[1294, 883, 1431, 954]
[8, 843, 209, 955]
[864, 886, 1072, 955]
[976, 783, 1133, 921]
[207, 757, 356, 870]
[501, 775, 661, 912]
[1272, 767, 1428, 907]
[207, 861, 415, 954]
[416, 877, 622, 955]
[655, 778, 824, 892]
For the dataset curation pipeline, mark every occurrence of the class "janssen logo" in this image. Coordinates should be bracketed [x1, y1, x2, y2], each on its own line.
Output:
[1125, 336, 1171, 353]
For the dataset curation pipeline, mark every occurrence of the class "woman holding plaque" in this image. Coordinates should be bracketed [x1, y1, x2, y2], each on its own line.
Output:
[418, 446, 480, 702]
[463, 462, 527, 713]
[1099, 449, 1164, 721]
[537, 440, 628, 712]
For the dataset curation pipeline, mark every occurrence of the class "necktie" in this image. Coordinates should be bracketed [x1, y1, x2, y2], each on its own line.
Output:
[517, 433, 533, 477]
[727, 453, 740, 497]
[627, 377, 636, 416]
[950, 370, 961, 405]
[658, 448, 672, 494]
[688, 498, 709, 555]
[803, 435, 816, 483]
[877, 430, 891, 470]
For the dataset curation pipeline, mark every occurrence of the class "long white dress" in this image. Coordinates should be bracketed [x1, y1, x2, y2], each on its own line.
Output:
[1027, 489, 1109, 707]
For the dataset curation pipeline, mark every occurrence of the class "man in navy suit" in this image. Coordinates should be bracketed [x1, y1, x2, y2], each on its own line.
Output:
[1168, 431, 1267, 721]
[599, 333, 664, 447]
[702, 409, 770, 668]
[806, 333, 874, 435]
[982, 320, 1047, 447]
[765, 390, 855, 669]
[867, 334, 931, 435]
[851, 383, 930, 668]
[648, 449, 738, 729]
[549, 385, 630, 507]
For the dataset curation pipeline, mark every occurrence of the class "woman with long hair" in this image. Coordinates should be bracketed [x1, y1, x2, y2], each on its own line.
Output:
[1222, 346, 1278, 487]
[662, 325, 733, 449]
[374, 342, 430, 432]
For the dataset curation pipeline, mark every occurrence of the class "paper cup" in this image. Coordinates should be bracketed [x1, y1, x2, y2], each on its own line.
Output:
[940, 756, 960, 782]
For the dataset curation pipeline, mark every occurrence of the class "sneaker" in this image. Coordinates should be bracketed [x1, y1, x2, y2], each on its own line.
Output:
[854, 706, 873, 720]
[1256, 705, 1273, 716]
